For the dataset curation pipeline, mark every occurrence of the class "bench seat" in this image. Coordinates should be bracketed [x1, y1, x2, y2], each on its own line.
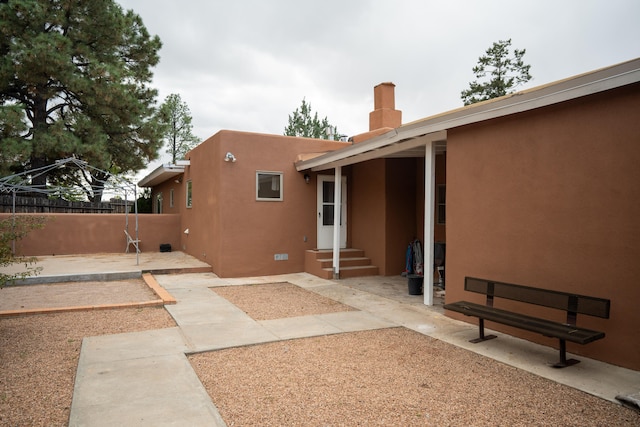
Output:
[443, 277, 610, 368]
[443, 301, 604, 345]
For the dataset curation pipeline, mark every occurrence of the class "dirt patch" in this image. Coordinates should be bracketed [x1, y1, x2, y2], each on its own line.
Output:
[212, 282, 357, 320]
[0, 307, 176, 427]
[190, 327, 639, 426]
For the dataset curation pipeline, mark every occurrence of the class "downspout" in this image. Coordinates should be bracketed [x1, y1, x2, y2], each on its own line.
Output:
[423, 143, 435, 305]
[332, 166, 342, 279]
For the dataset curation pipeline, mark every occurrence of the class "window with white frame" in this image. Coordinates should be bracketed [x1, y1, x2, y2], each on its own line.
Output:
[156, 192, 163, 214]
[186, 180, 193, 208]
[256, 171, 283, 201]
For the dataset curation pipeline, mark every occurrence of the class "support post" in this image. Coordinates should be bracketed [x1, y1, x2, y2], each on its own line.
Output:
[423, 143, 435, 305]
[134, 186, 139, 266]
[332, 166, 342, 279]
[11, 190, 16, 255]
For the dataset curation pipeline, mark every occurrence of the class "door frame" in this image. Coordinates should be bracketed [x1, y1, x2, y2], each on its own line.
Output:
[317, 175, 347, 249]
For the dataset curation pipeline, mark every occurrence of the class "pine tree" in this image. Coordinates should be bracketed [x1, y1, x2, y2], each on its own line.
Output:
[157, 94, 200, 163]
[461, 39, 532, 106]
[284, 98, 341, 140]
[0, 0, 163, 201]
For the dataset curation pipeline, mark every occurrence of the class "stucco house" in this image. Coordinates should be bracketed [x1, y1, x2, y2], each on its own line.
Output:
[140, 58, 640, 370]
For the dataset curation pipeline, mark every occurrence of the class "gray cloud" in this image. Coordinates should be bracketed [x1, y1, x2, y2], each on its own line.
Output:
[115, 0, 640, 179]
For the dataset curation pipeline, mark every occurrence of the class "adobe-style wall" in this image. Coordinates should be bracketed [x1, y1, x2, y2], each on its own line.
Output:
[2, 213, 181, 256]
[351, 159, 387, 272]
[445, 83, 640, 370]
[152, 178, 184, 215]
[384, 158, 418, 275]
[181, 130, 350, 277]
[350, 158, 420, 276]
[415, 153, 447, 244]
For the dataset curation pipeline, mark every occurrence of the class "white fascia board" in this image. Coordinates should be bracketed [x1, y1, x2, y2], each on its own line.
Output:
[138, 164, 185, 187]
[296, 58, 640, 172]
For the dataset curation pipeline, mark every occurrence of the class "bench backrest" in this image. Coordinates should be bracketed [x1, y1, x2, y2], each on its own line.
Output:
[465, 276, 610, 319]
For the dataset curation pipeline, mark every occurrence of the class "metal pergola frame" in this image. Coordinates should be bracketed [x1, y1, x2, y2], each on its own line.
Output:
[0, 157, 140, 265]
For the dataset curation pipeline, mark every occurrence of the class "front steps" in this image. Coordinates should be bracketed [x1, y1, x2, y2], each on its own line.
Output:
[305, 248, 379, 279]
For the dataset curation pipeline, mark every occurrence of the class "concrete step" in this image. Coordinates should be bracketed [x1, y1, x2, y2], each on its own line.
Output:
[321, 265, 379, 279]
[317, 257, 371, 268]
[305, 248, 378, 279]
[306, 248, 365, 260]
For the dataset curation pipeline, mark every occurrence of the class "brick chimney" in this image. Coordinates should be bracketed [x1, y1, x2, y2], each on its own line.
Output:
[369, 82, 402, 131]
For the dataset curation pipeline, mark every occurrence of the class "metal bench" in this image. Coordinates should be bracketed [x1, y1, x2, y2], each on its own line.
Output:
[443, 276, 610, 368]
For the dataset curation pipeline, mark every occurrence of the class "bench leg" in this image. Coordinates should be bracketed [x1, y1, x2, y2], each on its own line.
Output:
[469, 318, 497, 343]
[552, 339, 580, 368]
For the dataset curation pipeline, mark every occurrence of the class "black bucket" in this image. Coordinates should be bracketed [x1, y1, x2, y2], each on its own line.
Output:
[407, 275, 423, 295]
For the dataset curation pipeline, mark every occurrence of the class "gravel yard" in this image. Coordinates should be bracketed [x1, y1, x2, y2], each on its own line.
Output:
[0, 279, 159, 312]
[191, 327, 640, 426]
[0, 307, 175, 426]
[212, 282, 357, 320]
[1, 279, 638, 426]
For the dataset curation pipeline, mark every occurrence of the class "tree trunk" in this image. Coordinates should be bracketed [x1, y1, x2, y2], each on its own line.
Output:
[29, 93, 50, 195]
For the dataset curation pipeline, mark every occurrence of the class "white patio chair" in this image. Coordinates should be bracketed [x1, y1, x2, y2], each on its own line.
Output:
[124, 230, 141, 253]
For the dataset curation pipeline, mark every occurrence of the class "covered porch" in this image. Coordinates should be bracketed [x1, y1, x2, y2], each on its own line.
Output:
[296, 129, 447, 306]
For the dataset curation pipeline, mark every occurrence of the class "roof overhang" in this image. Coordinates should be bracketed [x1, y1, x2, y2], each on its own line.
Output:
[296, 57, 640, 172]
[138, 163, 188, 187]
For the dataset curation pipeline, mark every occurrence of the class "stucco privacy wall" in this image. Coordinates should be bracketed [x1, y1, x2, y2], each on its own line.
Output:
[351, 159, 387, 273]
[181, 130, 349, 277]
[1, 213, 181, 256]
[384, 158, 418, 275]
[445, 83, 640, 370]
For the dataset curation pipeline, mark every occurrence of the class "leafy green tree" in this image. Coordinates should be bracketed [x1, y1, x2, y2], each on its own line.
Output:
[157, 94, 200, 163]
[0, 0, 163, 201]
[461, 39, 532, 106]
[0, 215, 47, 287]
[284, 98, 341, 140]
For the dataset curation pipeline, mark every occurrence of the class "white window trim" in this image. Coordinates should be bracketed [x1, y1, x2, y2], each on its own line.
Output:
[256, 171, 284, 201]
[186, 180, 193, 208]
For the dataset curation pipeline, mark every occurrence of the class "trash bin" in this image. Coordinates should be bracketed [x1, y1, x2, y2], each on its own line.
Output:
[407, 274, 423, 295]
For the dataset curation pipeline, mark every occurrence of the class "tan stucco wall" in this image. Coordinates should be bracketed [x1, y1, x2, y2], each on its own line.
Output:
[180, 130, 349, 277]
[384, 158, 418, 275]
[416, 153, 447, 244]
[445, 83, 640, 370]
[351, 159, 387, 272]
[2, 213, 181, 255]
[152, 179, 184, 215]
[350, 158, 420, 276]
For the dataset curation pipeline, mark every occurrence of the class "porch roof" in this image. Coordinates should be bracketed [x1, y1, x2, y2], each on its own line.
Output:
[295, 57, 640, 172]
[138, 161, 189, 187]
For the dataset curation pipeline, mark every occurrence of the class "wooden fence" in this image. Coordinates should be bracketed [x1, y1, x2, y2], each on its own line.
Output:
[0, 195, 134, 214]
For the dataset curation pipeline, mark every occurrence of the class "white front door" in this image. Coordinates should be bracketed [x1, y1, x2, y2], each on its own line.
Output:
[317, 175, 347, 249]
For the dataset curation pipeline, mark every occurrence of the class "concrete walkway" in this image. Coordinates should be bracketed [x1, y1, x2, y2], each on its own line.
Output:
[7, 253, 636, 425]
[67, 272, 640, 426]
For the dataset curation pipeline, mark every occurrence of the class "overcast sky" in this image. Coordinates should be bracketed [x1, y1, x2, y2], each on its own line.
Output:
[115, 0, 640, 180]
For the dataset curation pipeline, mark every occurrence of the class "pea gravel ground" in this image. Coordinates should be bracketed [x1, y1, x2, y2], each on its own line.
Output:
[1, 280, 638, 426]
[192, 283, 639, 426]
[0, 307, 175, 427]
